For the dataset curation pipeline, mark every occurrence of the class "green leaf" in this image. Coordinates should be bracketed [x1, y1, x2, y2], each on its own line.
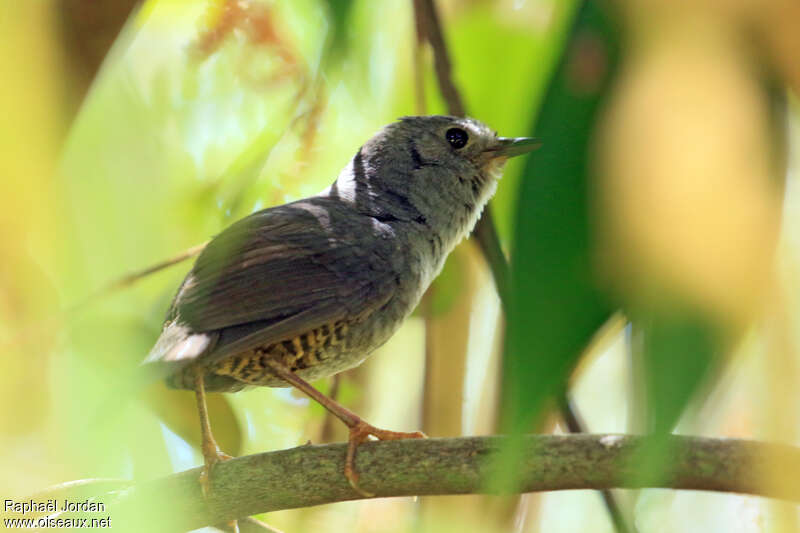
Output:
[635, 310, 720, 435]
[322, 0, 355, 61]
[626, 307, 723, 487]
[502, 0, 621, 439]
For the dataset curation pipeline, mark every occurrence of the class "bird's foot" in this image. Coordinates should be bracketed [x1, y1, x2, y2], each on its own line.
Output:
[199, 447, 233, 498]
[345, 420, 426, 497]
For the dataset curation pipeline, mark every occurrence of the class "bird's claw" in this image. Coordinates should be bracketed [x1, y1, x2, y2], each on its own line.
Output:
[199, 449, 233, 498]
[345, 420, 427, 497]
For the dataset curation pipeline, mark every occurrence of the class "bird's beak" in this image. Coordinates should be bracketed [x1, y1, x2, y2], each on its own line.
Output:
[488, 137, 542, 158]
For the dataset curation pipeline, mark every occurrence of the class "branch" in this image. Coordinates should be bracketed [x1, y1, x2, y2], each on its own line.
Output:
[413, 0, 464, 117]
[75, 434, 800, 531]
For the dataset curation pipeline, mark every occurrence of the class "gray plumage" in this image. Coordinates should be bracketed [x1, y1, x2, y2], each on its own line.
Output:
[144, 115, 536, 392]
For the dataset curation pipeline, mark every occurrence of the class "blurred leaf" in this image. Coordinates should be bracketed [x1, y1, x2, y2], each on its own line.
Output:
[634, 310, 720, 435]
[59, 0, 140, 101]
[598, 8, 788, 444]
[625, 308, 724, 488]
[322, 0, 355, 62]
[502, 0, 620, 439]
[595, 18, 783, 327]
[625, 66, 787, 446]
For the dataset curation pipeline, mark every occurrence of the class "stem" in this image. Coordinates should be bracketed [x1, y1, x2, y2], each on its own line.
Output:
[559, 393, 633, 533]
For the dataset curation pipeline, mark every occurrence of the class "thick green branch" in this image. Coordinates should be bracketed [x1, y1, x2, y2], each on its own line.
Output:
[92, 434, 800, 531]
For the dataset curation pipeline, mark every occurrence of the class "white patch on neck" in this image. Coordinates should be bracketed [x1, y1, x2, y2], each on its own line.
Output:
[318, 158, 360, 202]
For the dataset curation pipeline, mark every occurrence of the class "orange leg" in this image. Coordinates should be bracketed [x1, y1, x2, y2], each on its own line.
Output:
[264, 360, 426, 497]
[194, 368, 233, 498]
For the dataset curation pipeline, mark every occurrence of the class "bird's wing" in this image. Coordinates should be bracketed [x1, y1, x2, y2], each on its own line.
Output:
[149, 198, 397, 366]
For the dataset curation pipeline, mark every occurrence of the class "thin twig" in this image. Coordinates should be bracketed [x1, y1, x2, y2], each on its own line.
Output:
[559, 394, 634, 533]
[414, 0, 464, 116]
[63, 434, 800, 532]
[412, 0, 428, 115]
[0, 242, 207, 352]
[73, 241, 207, 312]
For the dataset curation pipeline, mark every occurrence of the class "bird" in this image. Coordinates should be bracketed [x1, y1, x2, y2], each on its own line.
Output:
[143, 114, 540, 497]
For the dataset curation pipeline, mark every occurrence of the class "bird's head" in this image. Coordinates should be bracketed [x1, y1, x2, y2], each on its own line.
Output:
[328, 115, 540, 237]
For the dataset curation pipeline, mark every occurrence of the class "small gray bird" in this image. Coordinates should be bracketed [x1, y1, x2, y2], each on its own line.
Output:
[144, 115, 539, 495]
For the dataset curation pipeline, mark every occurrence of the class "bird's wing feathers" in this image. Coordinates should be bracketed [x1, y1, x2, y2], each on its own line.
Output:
[150, 199, 397, 366]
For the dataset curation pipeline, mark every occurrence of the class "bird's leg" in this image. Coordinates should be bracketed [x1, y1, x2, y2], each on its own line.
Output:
[194, 367, 233, 498]
[264, 359, 426, 497]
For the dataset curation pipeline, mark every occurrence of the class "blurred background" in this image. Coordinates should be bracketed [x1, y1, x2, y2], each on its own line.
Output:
[1, 0, 799, 531]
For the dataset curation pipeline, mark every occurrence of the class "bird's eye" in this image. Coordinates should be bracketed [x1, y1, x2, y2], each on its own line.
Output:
[445, 127, 469, 149]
